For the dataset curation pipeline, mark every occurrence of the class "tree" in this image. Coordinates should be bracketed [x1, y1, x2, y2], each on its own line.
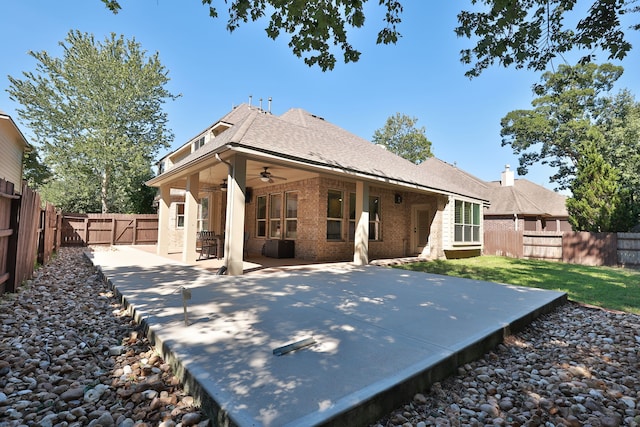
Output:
[372, 113, 433, 164]
[566, 135, 626, 231]
[456, 0, 640, 78]
[500, 63, 624, 190]
[22, 147, 52, 190]
[99, 0, 639, 75]
[8, 30, 178, 213]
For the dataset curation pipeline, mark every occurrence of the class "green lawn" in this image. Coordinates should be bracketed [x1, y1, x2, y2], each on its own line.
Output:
[395, 256, 640, 315]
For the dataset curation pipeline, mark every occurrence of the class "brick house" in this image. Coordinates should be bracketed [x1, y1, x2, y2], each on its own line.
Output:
[147, 103, 489, 275]
[484, 165, 571, 232]
[0, 109, 31, 192]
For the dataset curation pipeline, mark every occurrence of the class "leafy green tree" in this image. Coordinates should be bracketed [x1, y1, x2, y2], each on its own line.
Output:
[22, 147, 52, 190]
[372, 113, 433, 164]
[596, 90, 640, 208]
[566, 136, 628, 231]
[100, 0, 639, 75]
[8, 30, 178, 213]
[501, 63, 624, 190]
[456, 0, 639, 78]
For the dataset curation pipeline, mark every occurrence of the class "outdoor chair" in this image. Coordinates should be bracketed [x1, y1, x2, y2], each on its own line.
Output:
[197, 231, 219, 260]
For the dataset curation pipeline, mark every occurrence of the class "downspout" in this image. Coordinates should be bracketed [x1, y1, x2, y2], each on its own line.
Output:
[216, 153, 233, 274]
[514, 213, 518, 231]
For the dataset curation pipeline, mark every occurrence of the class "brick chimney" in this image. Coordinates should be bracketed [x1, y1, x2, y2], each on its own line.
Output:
[501, 164, 515, 187]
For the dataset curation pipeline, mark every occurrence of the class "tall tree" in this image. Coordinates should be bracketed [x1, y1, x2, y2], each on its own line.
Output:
[100, 0, 639, 75]
[566, 135, 626, 231]
[501, 63, 624, 190]
[22, 147, 52, 190]
[372, 113, 433, 164]
[8, 30, 178, 213]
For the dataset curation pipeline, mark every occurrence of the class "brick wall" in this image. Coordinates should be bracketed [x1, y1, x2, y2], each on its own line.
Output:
[170, 176, 448, 262]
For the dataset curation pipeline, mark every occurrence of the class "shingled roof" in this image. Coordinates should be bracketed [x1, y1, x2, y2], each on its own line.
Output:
[485, 179, 568, 216]
[151, 104, 488, 201]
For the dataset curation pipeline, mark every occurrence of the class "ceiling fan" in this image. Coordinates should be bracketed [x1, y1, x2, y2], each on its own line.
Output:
[256, 166, 287, 183]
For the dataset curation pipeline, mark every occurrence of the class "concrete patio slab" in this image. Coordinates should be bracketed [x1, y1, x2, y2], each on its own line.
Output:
[86, 246, 566, 427]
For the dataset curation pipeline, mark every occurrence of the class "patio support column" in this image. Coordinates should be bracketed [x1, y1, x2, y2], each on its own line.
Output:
[156, 184, 170, 256]
[224, 154, 247, 275]
[353, 180, 369, 265]
[182, 172, 199, 263]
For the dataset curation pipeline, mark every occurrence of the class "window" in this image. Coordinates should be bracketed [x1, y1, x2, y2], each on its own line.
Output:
[269, 194, 282, 238]
[256, 195, 267, 237]
[176, 203, 185, 229]
[192, 136, 205, 151]
[198, 197, 209, 231]
[285, 192, 298, 239]
[369, 196, 380, 240]
[348, 193, 381, 240]
[349, 193, 356, 240]
[454, 200, 480, 243]
[327, 190, 343, 240]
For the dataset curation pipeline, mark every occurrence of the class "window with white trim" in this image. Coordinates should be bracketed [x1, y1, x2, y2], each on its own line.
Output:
[454, 200, 480, 243]
[269, 194, 282, 238]
[256, 195, 267, 237]
[198, 197, 209, 231]
[192, 136, 205, 151]
[285, 192, 298, 239]
[327, 190, 343, 240]
[176, 203, 185, 229]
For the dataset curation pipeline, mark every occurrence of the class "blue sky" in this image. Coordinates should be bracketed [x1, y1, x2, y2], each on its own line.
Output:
[2, 1, 639, 189]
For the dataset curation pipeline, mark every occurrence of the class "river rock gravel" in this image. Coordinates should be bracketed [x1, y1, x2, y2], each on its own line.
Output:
[372, 303, 640, 426]
[2, 247, 640, 427]
[0, 247, 208, 427]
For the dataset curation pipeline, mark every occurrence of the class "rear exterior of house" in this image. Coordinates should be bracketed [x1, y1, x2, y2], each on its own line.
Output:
[149, 104, 489, 274]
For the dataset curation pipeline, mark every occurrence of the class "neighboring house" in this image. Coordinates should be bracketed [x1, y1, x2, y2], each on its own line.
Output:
[148, 103, 489, 275]
[0, 110, 31, 192]
[484, 165, 571, 232]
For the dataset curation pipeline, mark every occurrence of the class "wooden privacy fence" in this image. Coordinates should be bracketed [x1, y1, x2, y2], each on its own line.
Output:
[484, 230, 640, 267]
[0, 178, 56, 295]
[62, 214, 158, 246]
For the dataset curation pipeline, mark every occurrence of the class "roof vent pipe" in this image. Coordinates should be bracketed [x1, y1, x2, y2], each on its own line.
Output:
[259, 97, 263, 111]
[249, 95, 252, 108]
[268, 97, 272, 114]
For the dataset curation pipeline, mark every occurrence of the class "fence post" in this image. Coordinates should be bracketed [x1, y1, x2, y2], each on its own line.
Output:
[6, 196, 21, 293]
[132, 218, 138, 245]
[111, 217, 116, 246]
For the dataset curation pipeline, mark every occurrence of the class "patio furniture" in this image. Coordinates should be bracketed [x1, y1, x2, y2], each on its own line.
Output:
[197, 231, 219, 260]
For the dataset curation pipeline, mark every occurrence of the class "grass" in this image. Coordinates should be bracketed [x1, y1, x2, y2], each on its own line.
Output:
[396, 256, 640, 315]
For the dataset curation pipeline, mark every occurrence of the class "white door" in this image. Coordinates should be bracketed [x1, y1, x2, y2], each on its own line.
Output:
[412, 206, 430, 256]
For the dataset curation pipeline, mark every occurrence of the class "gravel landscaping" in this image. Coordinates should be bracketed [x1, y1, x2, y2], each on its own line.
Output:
[0, 248, 207, 427]
[1, 247, 639, 427]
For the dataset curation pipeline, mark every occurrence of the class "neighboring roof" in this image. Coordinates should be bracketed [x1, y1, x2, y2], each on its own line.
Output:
[485, 179, 568, 217]
[0, 109, 31, 151]
[150, 105, 489, 201]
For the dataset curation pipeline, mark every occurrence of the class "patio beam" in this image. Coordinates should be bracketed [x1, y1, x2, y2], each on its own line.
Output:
[182, 173, 199, 263]
[156, 184, 170, 256]
[224, 154, 247, 275]
[353, 180, 369, 265]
